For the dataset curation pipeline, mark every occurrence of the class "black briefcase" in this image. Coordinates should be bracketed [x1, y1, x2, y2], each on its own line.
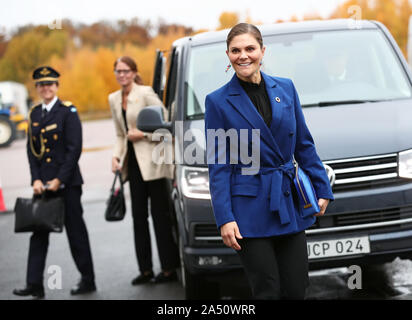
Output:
[105, 170, 126, 221]
[14, 192, 65, 233]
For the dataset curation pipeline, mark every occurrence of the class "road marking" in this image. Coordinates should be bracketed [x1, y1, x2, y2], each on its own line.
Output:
[82, 145, 113, 152]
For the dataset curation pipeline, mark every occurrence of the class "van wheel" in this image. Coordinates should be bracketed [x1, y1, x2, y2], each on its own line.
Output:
[178, 235, 220, 300]
[0, 115, 16, 147]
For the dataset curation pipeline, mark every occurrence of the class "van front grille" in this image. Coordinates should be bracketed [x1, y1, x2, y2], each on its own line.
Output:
[308, 205, 412, 230]
[324, 153, 403, 192]
[193, 224, 221, 242]
[335, 205, 412, 226]
[196, 206, 412, 239]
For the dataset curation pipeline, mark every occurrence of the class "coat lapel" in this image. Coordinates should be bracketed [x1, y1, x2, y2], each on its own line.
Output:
[127, 83, 141, 103]
[261, 72, 284, 134]
[123, 83, 141, 130]
[226, 73, 285, 163]
[113, 90, 127, 133]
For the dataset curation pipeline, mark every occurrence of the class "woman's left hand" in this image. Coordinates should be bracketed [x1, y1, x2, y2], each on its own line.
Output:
[46, 178, 61, 192]
[127, 128, 145, 142]
[314, 198, 330, 217]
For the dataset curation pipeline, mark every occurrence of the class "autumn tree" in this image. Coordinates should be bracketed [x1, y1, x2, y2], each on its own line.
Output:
[116, 18, 152, 46]
[41, 23, 188, 114]
[217, 12, 239, 30]
[0, 33, 7, 59]
[78, 21, 118, 48]
[158, 22, 193, 37]
[0, 28, 68, 84]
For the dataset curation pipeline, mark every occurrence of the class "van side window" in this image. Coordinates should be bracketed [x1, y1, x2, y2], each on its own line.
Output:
[165, 48, 178, 122]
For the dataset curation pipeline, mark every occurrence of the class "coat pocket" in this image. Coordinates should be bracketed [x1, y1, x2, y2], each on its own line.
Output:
[231, 184, 258, 197]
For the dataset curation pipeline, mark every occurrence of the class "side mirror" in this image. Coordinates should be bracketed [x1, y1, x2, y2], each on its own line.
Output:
[137, 105, 172, 133]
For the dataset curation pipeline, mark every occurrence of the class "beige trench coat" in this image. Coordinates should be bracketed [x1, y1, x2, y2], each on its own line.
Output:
[108, 83, 174, 182]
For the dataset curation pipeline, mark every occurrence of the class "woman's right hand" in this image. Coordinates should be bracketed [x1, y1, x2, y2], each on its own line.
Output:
[220, 221, 243, 251]
[112, 157, 121, 173]
[33, 179, 44, 195]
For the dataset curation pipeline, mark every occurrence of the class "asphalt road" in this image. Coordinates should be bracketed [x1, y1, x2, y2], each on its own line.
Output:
[1, 119, 412, 300]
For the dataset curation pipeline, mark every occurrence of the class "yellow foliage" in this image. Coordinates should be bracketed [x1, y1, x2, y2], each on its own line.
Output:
[33, 28, 186, 113]
[2, 3, 411, 116]
[217, 12, 240, 30]
[48, 48, 107, 113]
[0, 29, 67, 84]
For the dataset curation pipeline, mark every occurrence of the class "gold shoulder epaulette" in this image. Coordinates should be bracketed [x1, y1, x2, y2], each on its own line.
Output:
[31, 103, 42, 110]
[62, 101, 73, 107]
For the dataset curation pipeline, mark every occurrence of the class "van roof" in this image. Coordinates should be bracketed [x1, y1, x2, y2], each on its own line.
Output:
[174, 19, 379, 48]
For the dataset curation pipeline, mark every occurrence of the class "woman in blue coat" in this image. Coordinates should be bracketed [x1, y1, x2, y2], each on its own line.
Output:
[205, 23, 334, 300]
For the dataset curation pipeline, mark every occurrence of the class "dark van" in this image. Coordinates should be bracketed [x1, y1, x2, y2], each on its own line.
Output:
[138, 19, 412, 299]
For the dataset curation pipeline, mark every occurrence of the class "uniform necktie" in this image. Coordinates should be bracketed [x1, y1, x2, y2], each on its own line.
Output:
[42, 108, 48, 118]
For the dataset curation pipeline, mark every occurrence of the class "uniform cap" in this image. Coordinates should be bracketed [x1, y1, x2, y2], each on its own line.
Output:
[32, 66, 60, 84]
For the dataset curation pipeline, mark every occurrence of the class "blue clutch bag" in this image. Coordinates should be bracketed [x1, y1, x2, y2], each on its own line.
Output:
[293, 162, 320, 217]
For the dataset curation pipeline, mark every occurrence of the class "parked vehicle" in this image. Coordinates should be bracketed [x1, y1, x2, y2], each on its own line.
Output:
[0, 102, 16, 148]
[0, 81, 30, 143]
[138, 19, 412, 299]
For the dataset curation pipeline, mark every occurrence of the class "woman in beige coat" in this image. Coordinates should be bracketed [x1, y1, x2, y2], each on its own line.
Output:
[109, 56, 179, 284]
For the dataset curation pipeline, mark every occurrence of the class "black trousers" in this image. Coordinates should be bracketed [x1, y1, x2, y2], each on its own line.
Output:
[26, 186, 95, 287]
[237, 231, 309, 300]
[127, 145, 180, 273]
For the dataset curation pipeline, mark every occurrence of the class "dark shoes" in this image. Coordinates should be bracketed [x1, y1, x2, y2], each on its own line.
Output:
[13, 284, 45, 299]
[150, 271, 178, 284]
[131, 271, 154, 285]
[131, 270, 177, 285]
[70, 280, 97, 295]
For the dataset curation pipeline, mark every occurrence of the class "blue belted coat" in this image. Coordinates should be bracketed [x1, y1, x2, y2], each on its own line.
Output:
[204, 72, 334, 238]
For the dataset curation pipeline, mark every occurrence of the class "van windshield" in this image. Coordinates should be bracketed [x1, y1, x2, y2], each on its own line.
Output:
[185, 29, 412, 118]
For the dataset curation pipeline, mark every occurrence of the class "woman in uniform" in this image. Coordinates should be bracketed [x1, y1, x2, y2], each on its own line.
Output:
[13, 66, 96, 298]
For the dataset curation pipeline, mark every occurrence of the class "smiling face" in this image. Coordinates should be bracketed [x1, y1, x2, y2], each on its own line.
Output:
[36, 82, 58, 104]
[114, 60, 137, 88]
[226, 33, 265, 84]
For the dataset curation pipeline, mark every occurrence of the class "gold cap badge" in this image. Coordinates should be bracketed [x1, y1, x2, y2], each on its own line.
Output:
[39, 67, 51, 76]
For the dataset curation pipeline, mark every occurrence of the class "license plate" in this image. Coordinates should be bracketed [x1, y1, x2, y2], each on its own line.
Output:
[307, 236, 370, 260]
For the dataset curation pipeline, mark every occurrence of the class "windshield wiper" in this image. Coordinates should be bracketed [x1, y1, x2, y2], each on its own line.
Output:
[302, 100, 380, 108]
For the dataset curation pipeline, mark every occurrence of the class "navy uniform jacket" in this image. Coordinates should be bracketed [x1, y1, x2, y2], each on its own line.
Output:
[205, 72, 334, 238]
[27, 99, 83, 187]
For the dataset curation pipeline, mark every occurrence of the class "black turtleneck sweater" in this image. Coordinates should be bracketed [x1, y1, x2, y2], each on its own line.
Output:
[238, 75, 272, 128]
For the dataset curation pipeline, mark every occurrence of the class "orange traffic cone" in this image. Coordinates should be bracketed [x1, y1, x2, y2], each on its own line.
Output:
[0, 177, 6, 212]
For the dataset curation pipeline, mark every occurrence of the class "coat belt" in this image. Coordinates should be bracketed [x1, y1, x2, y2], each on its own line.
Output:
[233, 160, 295, 225]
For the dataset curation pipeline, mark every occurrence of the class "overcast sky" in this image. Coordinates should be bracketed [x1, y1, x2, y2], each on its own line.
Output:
[0, 0, 349, 33]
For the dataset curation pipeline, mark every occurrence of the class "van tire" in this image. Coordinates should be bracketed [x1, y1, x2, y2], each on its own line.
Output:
[0, 115, 16, 147]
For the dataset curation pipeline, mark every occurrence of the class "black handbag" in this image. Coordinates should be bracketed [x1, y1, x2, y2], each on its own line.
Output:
[105, 170, 126, 221]
[14, 192, 65, 233]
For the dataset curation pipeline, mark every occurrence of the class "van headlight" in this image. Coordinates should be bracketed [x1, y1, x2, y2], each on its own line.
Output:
[399, 149, 412, 179]
[181, 167, 211, 199]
